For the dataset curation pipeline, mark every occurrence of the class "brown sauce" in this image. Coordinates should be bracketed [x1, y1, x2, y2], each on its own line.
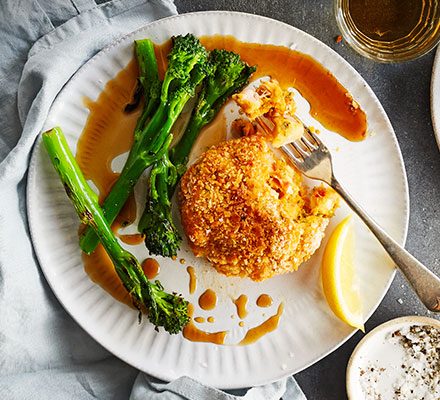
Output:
[118, 233, 144, 246]
[82, 245, 132, 307]
[170, 110, 193, 148]
[239, 303, 284, 345]
[207, 316, 215, 323]
[111, 193, 138, 232]
[77, 35, 367, 310]
[186, 266, 197, 294]
[348, 0, 424, 42]
[199, 35, 367, 141]
[154, 39, 171, 78]
[256, 294, 273, 308]
[77, 59, 140, 204]
[182, 303, 228, 345]
[188, 112, 228, 164]
[194, 317, 205, 323]
[198, 289, 217, 311]
[141, 258, 160, 280]
[233, 295, 248, 319]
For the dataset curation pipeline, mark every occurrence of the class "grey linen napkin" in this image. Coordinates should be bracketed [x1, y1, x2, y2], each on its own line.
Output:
[0, 1, 307, 398]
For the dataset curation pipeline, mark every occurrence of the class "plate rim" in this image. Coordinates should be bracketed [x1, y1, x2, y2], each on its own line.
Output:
[431, 45, 440, 151]
[26, 10, 409, 388]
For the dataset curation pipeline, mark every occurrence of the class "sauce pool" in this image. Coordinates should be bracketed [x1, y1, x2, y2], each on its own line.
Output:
[239, 303, 285, 345]
[198, 289, 217, 311]
[200, 35, 367, 141]
[233, 295, 248, 319]
[141, 258, 160, 280]
[186, 266, 197, 294]
[182, 304, 228, 345]
[256, 294, 273, 308]
[118, 233, 144, 246]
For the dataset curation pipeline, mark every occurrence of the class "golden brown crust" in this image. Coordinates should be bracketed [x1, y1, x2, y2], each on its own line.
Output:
[179, 135, 339, 281]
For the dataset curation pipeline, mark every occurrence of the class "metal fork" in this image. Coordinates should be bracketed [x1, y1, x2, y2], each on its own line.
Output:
[257, 117, 440, 312]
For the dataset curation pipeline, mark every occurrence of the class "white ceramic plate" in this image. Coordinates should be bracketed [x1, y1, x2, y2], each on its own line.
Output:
[346, 316, 440, 399]
[431, 46, 440, 148]
[27, 12, 409, 388]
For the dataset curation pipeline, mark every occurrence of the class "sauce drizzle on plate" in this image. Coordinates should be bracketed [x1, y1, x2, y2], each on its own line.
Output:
[141, 258, 160, 280]
[200, 35, 367, 141]
[183, 303, 228, 345]
[186, 266, 197, 294]
[256, 294, 273, 308]
[233, 294, 248, 319]
[239, 303, 284, 345]
[199, 289, 217, 311]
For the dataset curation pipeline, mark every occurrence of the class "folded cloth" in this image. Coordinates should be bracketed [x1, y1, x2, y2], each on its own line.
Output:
[130, 375, 306, 400]
[0, 1, 307, 399]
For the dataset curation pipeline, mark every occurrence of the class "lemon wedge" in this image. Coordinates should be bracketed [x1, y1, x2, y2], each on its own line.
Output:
[321, 215, 364, 331]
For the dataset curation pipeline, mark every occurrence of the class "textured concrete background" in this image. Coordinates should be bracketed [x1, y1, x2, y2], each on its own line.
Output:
[174, 1, 440, 399]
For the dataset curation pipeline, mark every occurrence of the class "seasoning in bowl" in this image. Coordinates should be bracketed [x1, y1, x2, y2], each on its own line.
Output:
[346, 316, 440, 399]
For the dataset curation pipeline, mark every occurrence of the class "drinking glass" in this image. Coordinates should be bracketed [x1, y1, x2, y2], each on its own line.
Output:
[335, 0, 440, 62]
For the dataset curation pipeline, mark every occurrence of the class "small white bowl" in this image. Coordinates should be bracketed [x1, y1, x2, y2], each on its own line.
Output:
[346, 315, 440, 400]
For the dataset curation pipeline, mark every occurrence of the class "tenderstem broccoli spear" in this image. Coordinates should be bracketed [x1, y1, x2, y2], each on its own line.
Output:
[171, 49, 257, 170]
[137, 150, 180, 257]
[43, 127, 189, 334]
[130, 39, 161, 133]
[138, 49, 257, 257]
[79, 33, 210, 255]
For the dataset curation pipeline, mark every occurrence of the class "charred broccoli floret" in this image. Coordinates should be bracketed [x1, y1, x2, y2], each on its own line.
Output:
[138, 48, 256, 257]
[43, 127, 189, 334]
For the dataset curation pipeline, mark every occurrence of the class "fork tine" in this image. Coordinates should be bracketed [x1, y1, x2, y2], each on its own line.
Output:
[282, 143, 305, 164]
[291, 141, 309, 159]
[255, 116, 272, 136]
[293, 115, 320, 145]
[255, 113, 328, 160]
[302, 125, 322, 147]
[299, 136, 314, 152]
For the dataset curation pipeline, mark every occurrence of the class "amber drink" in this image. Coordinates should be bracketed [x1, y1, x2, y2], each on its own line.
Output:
[335, 0, 440, 62]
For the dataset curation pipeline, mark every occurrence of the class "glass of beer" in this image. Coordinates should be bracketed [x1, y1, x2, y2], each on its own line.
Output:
[335, 0, 440, 62]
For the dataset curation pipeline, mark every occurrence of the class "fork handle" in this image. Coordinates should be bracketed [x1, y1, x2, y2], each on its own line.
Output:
[331, 176, 440, 312]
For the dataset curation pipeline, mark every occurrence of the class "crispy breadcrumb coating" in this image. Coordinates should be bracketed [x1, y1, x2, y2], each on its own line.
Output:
[179, 135, 338, 281]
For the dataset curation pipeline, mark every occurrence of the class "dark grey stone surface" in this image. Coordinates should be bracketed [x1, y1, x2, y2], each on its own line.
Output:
[174, 1, 440, 399]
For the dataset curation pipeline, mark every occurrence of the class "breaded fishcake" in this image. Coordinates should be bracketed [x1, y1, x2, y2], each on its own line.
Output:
[179, 135, 338, 281]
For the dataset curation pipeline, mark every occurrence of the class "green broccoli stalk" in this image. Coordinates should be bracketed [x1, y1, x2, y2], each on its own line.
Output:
[79, 34, 210, 255]
[131, 39, 161, 133]
[43, 127, 189, 334]
[171, 49, 257, 169]
[138, 151, 181, 258]
[138, 49, 257, 258]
